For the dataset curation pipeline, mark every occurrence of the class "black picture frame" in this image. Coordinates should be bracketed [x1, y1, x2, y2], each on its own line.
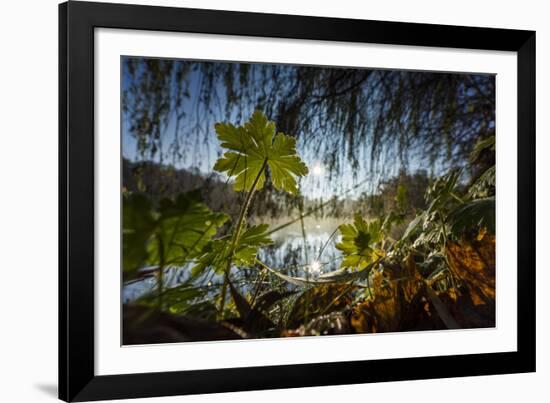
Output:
[59, 1, 536, 401]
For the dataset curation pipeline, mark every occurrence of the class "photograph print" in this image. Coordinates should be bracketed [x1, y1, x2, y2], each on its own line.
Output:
[121, 56, 496, 345]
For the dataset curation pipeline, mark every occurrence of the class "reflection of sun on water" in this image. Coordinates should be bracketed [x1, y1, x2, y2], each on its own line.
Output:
[307, 260, 322, 276]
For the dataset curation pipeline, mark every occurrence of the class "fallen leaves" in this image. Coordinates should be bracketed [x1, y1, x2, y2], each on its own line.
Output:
[446, 230, 496, 305]
[351, 286, 401, 333]
[350, 257, 434, 333]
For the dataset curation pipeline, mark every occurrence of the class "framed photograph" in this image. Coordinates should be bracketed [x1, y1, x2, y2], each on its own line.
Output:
[59, 1, 536, 401]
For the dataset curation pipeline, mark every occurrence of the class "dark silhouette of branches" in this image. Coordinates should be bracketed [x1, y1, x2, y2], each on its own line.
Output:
[122, 57, 495, 184]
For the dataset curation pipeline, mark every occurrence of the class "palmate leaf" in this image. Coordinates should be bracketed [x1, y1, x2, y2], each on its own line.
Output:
[234, 224, 274, 266]
[154, 192, 230, 265]
[192, 224, 273, 275]
[335, 214, 385, 270]
[122, 191, 229, 281]
[213, 110, 309, 195]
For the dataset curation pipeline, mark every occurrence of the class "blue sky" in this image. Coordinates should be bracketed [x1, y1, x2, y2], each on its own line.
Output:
[121, 57, 481, 200]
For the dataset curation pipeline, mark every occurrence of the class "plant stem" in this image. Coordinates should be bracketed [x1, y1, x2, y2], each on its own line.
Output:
[317, 227, 339, 262]
[156, 234, 165, 311]
[297, 193, 311, 323]
[450, 192, 464, 204]
[249, 268, 268, 308]
[265, 178, 371, 237]
[219, 158, 268, 315]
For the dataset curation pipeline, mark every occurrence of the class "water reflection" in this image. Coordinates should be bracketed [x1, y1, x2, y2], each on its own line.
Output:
[123, 217, 343, 303]
[258, 216, 342, 277]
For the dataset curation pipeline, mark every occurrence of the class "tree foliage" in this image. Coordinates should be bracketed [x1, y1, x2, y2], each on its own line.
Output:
[123, 58, 495, 181]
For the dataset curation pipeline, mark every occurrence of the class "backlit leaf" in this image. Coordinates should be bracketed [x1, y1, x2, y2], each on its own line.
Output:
[192, 224, 273, 275]
[335, 214, 385, 269]
[213, 110, 308, 194]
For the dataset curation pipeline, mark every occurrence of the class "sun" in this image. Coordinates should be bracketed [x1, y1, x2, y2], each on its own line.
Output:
[311, 163, 324, 176]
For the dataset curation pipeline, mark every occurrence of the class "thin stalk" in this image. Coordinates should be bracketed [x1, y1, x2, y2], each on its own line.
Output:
[249, 268, 268, 308]
[320, 281, 356, 316]
[317, 227, 339, 261]
[366, 271, 373, 299]
[450, 192, 465, 204]
[265, 178, 371, 237]
[156, 234, 165, 311]
[219, 158, 268, 315]
[297, 193, 311, 323]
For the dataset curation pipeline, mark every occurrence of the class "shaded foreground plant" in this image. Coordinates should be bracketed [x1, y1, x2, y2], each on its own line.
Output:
[122, 113, 496, 343]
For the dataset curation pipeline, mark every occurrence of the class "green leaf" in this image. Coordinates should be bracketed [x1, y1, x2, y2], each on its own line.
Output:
[190, 238, 227, 276]
[122, 191, 229, 281]
[335, 214, 384, 269]
[401, 212, 425, 241]
[155, 191, 229, 265]
[192, 224, 273, 275]
[470, 134, 495, 163]
[122, 194, 156, 279]
[447, 197, 495, 236]
[233, 224, 273, 266]
[213, 110, 308, 195]
[425, 169, 461, 211]
[467, 165, 495, 199]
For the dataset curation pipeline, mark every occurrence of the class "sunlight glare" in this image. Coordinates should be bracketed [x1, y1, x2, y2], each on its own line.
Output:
[312, 163, 324, 176]
[309, 260, 322, 275]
